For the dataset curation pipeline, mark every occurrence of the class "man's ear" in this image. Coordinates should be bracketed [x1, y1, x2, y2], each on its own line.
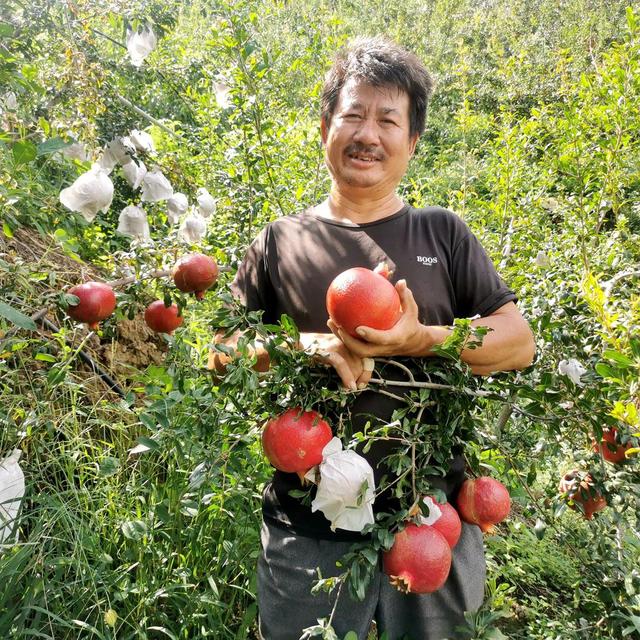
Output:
[320, 117, 329, 145]
[408, 133, 420, 158]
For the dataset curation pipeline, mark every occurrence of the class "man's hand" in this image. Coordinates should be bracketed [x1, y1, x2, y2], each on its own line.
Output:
[208, 331, 271, 374]
[327, 280, 432, 358]
[299, 332, 374, 391]
[328, 280, 536, 375]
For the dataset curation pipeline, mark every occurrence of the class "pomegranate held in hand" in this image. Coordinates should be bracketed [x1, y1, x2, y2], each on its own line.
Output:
[262, 408, 332, 473]
[144, 300, 183, 334]
[173, 253, 219, 300]
[383, 523, 452, 594]
[592, 427, 631, 464]
[559, 470, 607, 520]
[326, 262, 401, 337]
[66, 281, 116, 330]
[456, 476, 511, 533]
[430, 499, 462, 549]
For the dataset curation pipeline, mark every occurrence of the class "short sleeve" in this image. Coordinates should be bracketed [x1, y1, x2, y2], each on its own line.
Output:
[230, 226, 278, 322]
[450, 225, 517, 318]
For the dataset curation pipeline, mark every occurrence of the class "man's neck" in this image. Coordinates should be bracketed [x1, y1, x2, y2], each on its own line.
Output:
[313, 190, 405, 225]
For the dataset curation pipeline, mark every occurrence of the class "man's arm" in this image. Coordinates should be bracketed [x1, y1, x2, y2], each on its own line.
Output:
[328, 280, 535, 376]
[209, 330, 374, 390]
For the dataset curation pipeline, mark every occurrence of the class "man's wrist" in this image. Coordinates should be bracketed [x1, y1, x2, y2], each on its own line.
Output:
[407, 324, 451, 357]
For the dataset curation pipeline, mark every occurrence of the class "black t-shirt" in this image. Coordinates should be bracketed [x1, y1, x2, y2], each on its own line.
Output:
[232, 204, 517, 540]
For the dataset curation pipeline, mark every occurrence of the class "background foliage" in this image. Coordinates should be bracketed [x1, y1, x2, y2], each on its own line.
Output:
[1, 1, 639, 638]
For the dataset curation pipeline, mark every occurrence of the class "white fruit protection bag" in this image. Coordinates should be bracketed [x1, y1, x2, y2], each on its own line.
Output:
[305, 437, 375, 532]
[0, 449, 25, 545]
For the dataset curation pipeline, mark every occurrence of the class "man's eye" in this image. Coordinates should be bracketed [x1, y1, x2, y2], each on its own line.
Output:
[380, 119, 396, 125]
[344, 113, 362, 120]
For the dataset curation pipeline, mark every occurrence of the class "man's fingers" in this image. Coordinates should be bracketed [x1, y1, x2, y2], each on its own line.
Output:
[356, 357, 375, 389]
[354, 325, 393, 345]
[362, 357, 375, 372]
[328, 352, 357, 391]
[326, 318, 341, 338]
[396, 279, 419, 314]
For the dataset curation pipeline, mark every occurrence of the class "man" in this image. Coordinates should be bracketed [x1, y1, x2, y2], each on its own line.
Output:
[213, 37, 534, 640]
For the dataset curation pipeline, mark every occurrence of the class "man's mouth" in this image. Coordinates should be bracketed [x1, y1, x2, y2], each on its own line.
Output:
[346, 148, 383, 163]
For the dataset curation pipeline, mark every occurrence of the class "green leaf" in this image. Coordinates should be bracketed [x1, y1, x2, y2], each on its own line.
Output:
[99, 456, 120, 477]
[595, 363, 620, 380]
[2, 222, 13, 238]
[0, 301, 37, 330]
[603, 350, 634, 368]
[0, 22, 14, 37]
[343, 633, 358, 640]
[533, 518, 547, 540]
[37, 137, 69, 157]
[486, 629, 508, 640]
[35, 353, 57, 363]
[121, 519, 147, 540]
[12, 140, 37, 165]
[129, 436, 161, 455]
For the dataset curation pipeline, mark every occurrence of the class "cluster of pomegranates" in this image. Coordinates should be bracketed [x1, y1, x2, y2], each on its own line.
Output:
[65, 253, 218, 334]
[558, 426, 632, 520]
[384, 476, 511, 594]
[261, 407, 512, 595]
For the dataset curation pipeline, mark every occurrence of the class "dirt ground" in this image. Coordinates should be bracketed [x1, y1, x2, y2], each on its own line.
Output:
[0, 226, 168, 394]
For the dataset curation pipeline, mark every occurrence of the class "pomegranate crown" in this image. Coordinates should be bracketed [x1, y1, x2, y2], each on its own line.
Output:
[373, 261, 394, 279]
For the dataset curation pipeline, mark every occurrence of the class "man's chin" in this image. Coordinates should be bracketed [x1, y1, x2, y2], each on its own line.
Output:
[338, 170, 381, 188]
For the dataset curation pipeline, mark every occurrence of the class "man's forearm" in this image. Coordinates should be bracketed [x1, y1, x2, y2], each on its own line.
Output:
[412, 307, 535, 375]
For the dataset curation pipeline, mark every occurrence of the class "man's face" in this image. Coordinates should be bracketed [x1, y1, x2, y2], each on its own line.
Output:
[321, 78, 419, 196]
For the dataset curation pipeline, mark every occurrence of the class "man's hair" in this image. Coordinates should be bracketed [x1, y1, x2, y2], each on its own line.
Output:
[321, 36, 434, 138]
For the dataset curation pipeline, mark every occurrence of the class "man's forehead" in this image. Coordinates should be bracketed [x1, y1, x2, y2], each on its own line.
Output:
[337, 79, 409, 110]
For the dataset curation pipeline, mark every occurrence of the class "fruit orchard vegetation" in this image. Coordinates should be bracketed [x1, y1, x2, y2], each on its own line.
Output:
[2, 3, 640, 639]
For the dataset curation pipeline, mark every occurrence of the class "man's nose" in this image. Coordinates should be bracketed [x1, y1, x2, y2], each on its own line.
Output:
[352, 117, 380, 145]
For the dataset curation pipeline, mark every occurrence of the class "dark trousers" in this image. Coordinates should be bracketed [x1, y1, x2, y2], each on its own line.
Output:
[257, 519, 486, 640]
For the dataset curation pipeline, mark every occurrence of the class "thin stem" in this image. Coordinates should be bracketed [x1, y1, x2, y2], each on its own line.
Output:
[375, 358, 416, 383]
[369, 376, 492, 398]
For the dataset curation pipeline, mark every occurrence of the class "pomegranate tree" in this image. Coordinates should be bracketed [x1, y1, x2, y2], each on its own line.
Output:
[66, 281, 116, 330]
[144, 300, 183, 334]
[383, 523, 452, 594]
[261, 408, 332, 473]
[456, 476, 511, 533]
[172, 253, 219, 300]
[559, 470, 607, 520]
[326, 262, 401, 337]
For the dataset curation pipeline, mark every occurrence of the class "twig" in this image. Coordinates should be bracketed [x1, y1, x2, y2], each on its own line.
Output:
[369, 376, 492, 397]
[375, 358, 417, 382]
[603, 269, 640, 298]
[374, 467, 411, 499]
[114, 93, 179, 139]
[106, 269, 172, 288]
[372, 388, 410, 403]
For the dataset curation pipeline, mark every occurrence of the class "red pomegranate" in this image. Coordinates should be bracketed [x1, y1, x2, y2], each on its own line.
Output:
[262, 408, 332, 473]
[144, 300, 183, 334]
[456, 476, 511, 533]
[592, 427, 631, 464]
[383, 523, 452, 594]
[430, 499, 462, 549]
[559, 470, 607, 520]
[66, 281, 116, 330]
[172, 253, 219, 300]
[326, 262, 402, 337]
